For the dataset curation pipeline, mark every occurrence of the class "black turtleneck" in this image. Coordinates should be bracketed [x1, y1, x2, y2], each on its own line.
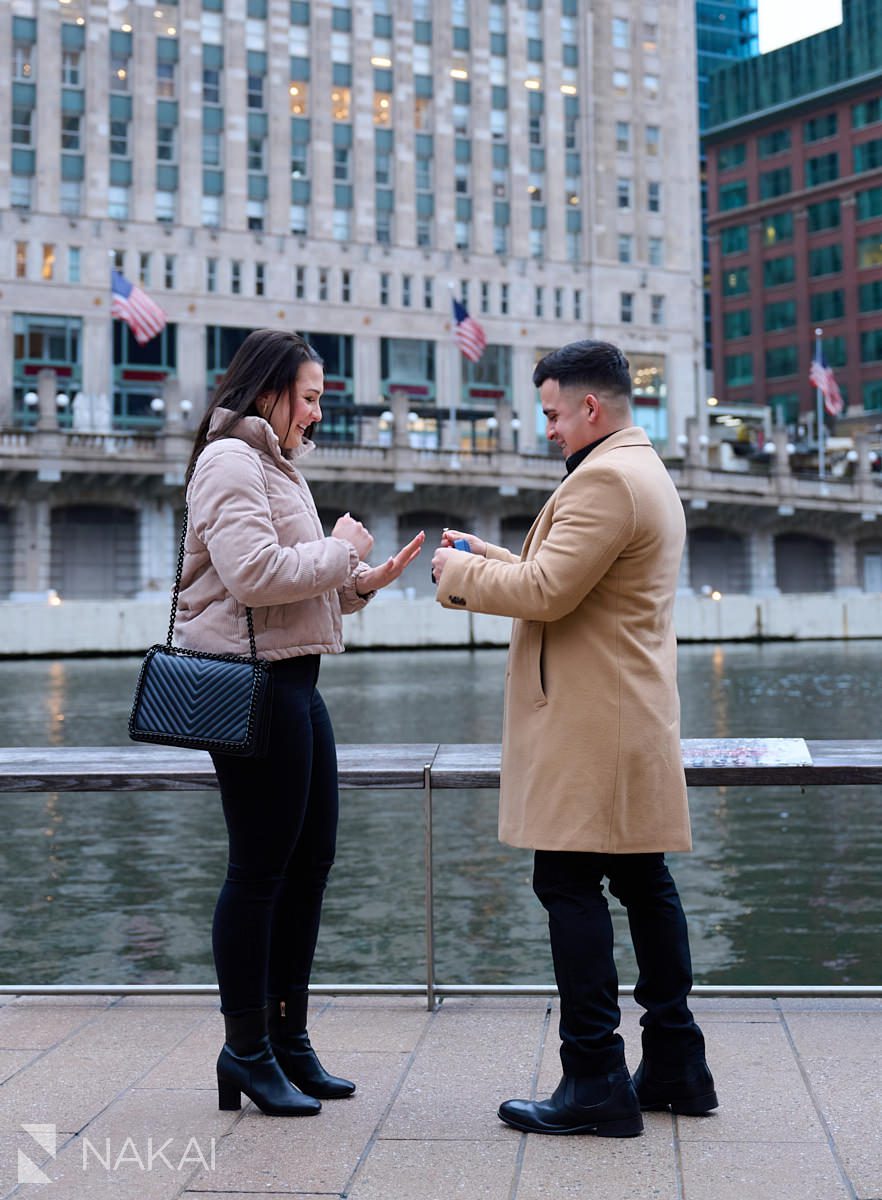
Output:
[565, 431, 616, 475]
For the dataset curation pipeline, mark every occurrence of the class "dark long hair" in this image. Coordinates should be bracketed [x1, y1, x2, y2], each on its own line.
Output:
[185, 330, 323, 482]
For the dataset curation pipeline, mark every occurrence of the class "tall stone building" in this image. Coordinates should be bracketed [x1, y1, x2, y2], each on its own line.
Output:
[0, 0, 703, 600]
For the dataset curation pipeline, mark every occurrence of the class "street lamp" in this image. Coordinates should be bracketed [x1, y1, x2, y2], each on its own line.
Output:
[150, 397, 165, 414]
[56, 392, 70, 408]
[23, 391, 39, 407]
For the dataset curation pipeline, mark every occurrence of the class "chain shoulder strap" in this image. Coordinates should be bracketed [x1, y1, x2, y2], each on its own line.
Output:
[166, 504, 259, 662]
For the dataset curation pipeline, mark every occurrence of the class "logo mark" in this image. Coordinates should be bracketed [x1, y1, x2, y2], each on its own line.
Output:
[18, 1124, 56, 1185]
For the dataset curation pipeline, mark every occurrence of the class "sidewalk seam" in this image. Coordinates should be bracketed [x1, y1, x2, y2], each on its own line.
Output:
[776, 1001, 858, 1200]
[508, 999, 553, 1200]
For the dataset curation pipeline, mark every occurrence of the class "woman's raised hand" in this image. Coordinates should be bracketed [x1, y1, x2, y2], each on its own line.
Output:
[332, 513, 374, 561]
[355, 531, 425, 596]
[440, 528, 487, 557]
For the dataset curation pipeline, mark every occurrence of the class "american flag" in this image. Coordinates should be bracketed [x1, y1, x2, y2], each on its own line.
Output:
[111, 270, 167, 345]
[451, 298, 487, 363]
[809, 356, 844, 416]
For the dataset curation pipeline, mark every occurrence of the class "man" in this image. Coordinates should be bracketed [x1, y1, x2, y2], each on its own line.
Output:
[432, 340, 717, 1138]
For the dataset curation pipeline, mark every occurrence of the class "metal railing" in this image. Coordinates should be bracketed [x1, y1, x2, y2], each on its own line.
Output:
[1, 741, 881, 1008]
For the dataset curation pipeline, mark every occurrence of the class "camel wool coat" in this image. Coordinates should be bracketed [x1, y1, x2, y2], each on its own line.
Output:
[435, 426, 691, 854]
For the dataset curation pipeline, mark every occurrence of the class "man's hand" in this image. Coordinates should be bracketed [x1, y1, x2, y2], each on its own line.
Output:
[356, 531, 425, 595]
[441, 528, 487, 556]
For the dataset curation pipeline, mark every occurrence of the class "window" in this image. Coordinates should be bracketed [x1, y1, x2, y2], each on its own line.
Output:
[620, 292, 633, 323]
[12, 107, 32, 146]
[554, 288, 564, 320]
[648, 237, 664, 267]
[255, 262, 265, 297]
[805, 152, 838, 187]
[13, 27, 35, 82]
[332, 209, 351, 241]
[157, 125, 176, 163]
[68, 247, 80, 284]
[318, 268, 328, 302]
[574, 290, 582, 320]
[859, 281, 882, 313]
[858, 235, 882, 269]
[857, 186, 882, 221]
[15, 242, 27, 279]
[853, 98, 882, 129]
[402, 275, 412, 308]
[718, 143, 746, 171]
[855, 139, 882, 174]
[764, 299, 797, 331]
[40, 244, 55, 281]
[379, 272, 390, 305]
[618, 234, 632, 263]
[62, 115, 82, 152]
[613, 70, 629, 95]
[156, 62, 176, 99]
[650, 295, 664, 326]
[534, 286, 543, 318]
[500, 283, 509, 315]
[765, 346, 798, 378]
[164, 255, 176, 289]
[804, 113, 837, 143]
[110, 119, 129, 158]
[202, 131, 222, 166]
[231, 260, 241, 294]
[643, 74, 658, 99]
[724, 353, 753, 387]
[723, 267, 749, 296]
[295, 266, 305, 299]
[720, 225, 748, 255]
[723, 309, 751, 340]
[809, 244, 842, 277]
[139, 253, 151, 286]
[206, 258, 217, 293]
[647, 181, 661, 213]
[11, 176, 33, 210]
[811, 290, 845, 322]
[616, 122, 630, 154]
[612, 17, 629, 48]
[616, 178, 631, 209]
[763, 212, 793, 245]
[807, 198, 841, 232]
[423, 277, 433, 309]
[645, 126, 660, 156]
[248, 71, 265, 110]
[341, 269, 351, 303]
[480, 281, 490, 315]
[764, 255, 795, 287]
[758, 128, 790, 157]
[201, 195, 221, 227]
[155, 191, 175, 222]
[61, 50, 82, 87]
[719, 181, 748, 211]
[860, 331, 882, 362]
[203, 67, 221, 104]
[759, 167, 791, 199]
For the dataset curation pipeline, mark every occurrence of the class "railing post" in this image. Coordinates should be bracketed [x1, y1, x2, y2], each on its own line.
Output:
[423, 762, 436, 1010]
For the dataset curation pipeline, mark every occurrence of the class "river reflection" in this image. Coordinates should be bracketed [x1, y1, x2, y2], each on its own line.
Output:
[0, 643, 879, 986]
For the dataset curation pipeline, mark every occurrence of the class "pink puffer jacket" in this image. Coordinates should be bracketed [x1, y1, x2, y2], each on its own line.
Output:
[174, 410, 372, 660]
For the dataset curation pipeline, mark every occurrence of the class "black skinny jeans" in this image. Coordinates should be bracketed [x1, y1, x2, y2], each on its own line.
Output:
[210, 655, 338, 1017]
[533, 850, 706, 1077]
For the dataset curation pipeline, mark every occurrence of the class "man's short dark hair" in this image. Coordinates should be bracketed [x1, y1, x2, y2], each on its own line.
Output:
[533, 340, 632, 401]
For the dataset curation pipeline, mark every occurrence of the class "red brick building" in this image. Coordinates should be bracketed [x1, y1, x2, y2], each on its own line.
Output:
[706, 0, 882, 427]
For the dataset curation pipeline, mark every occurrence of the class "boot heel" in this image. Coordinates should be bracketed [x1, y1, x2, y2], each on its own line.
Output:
[217, 1074, 242, 1111]
[670, 1090, 718, 1116]
[595, 1114, 644, 1138]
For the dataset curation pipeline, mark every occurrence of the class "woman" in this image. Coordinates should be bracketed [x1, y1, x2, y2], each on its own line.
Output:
[176, 330, 423, 1117]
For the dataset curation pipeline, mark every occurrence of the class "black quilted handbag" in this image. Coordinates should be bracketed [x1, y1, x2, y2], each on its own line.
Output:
[129, 507, 273, 756]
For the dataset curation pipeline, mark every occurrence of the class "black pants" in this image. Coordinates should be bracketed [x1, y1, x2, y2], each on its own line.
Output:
[210, 655, 338, 1016]
[533, 850, 706, 1077]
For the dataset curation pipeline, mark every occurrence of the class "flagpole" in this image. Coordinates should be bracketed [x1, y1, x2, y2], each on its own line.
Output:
[815, 326, 824, 480]
[447, 281, 460, 469]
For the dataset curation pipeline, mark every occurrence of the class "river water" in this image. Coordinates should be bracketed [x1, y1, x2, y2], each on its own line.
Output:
[1, 643, 879, 987]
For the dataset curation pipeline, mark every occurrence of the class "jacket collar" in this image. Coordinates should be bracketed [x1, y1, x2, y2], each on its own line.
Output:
[568, 425, 652, 472]
[206, 409, 315, 469]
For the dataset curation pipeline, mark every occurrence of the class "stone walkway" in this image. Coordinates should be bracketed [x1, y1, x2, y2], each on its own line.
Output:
[0, 993, 879, 1199]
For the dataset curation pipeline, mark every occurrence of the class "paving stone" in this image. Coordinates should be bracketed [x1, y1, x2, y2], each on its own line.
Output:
[0, 1001, 105, 1050]
[28, 1088, 236, 1199]
[515, 1111, 678, 1200]
[678, 1140, 852, 1200]
[381, 1005, 543, 1140]
[796, 1058, 882, 1198]
[0, 1006, 205, 1132]
[347, 1138, 519, 1200]
[784, 1011, 882, 1061]
[187, 1052, 405, 1194]
[0, 1049, 39, 1086]
[308, 1002, 430, 1053]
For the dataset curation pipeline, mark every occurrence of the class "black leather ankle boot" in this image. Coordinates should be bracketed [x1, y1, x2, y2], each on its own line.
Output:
[217, 1007, 322, 1116]
[268, 993, 356, 1100]
[633, 1057, 718, 1115]
[498, 1068, 644, 1137]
